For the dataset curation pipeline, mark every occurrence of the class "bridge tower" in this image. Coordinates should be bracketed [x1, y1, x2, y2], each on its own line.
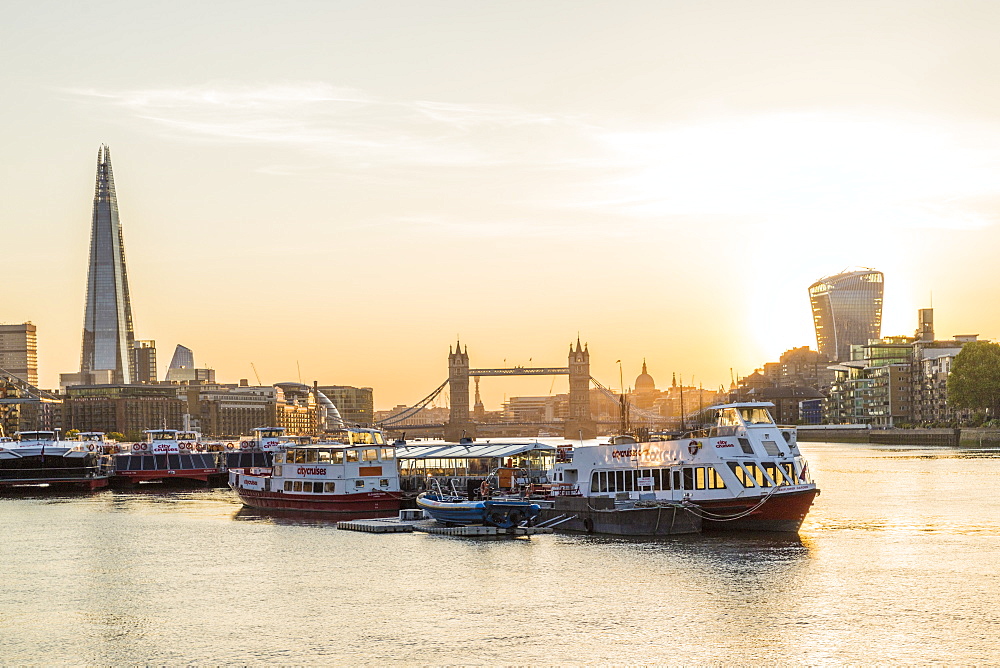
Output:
[565, 337, 597, 439]
[445, 339, 474, 441]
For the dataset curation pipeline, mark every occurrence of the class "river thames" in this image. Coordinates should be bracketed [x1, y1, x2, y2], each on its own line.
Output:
[2, 441, 999, 665]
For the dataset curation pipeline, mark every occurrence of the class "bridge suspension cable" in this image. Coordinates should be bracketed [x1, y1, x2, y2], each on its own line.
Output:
[377, 379, 450, 427]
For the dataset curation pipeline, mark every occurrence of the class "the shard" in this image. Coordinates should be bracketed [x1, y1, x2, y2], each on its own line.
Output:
[80, 145, 135, 384]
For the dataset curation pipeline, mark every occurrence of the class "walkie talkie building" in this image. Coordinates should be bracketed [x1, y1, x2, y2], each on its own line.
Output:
[809, 269, 883, 362]
[80, 145, 136, 384]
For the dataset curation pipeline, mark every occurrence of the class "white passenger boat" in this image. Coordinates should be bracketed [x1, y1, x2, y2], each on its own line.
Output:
[0, 431, 112, 490]
[546, 402, 819, 532]
[229, 427, 402, 513]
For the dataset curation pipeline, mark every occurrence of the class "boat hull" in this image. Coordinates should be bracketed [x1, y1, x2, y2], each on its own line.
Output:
[416, 493, 540, 527]
[235, 487, 402, 513]
[538, 496, 701, 536]
[696, 487, 819, 532]
[113, 468, 224, 485]
[0, 454, 111, 491]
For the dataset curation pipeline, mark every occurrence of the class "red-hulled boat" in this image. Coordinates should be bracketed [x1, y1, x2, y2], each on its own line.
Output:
[229, 427, 401, 513]
[112, 429, 225, 486]
[546, 402, 820, 532]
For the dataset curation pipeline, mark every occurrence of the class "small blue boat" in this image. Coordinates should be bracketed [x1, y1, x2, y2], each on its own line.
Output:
[416, 492, 540, 528]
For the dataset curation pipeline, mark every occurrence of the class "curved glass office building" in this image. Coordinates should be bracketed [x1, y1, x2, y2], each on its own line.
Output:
[809, 269, 883, 362]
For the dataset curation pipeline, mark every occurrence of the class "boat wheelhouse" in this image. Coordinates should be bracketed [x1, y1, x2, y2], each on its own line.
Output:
[546, 402, 819, 532]
[0, 431, 112, 490]
[229, 427, 401, 513]
[112, 429, 225, 486]
[396, 439, 556, 497]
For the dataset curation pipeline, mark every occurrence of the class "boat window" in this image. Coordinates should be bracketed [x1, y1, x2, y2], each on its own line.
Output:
[305, 450, 319, 463]
[380, 478, 389, 487]
[303, 481, 313, 493]
[318, 449, 331, 463]
[706, 466, 727, 489]
[745, 462, 771, 488]
[738, 438, 754, 455]
[672, 469, 682, 490]
[284, 481, 292, 491]
[761, 440, 782, 456]
[658, 469, 671, 490]
[347, 450, 359, 462]
[354, 479, 365, 488]
[591, 472, 599, 491]
[362, 448, 378, 462]
[293, 481, 303, 492]
[332, 450, 344, 464]
[325, 482, 336, 492]
[717, 409, 741, 427]
[727, 462, 755, 488]
[295, 450, 307, 464]
[781, 462, 796, 483]
[380, 448, 393, 461]
[695, 467, 706, 490]
[682, 468, 695, 490]
[739, 407, 775, 425]
[615, 470, 625, 492]
[274, 465, 282, 476]
[763, 463, 788, 486]
[374, 432, 385, 445]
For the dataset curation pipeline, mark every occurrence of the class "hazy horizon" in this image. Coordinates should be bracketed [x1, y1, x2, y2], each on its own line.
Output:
[5, 1, 1000, 409]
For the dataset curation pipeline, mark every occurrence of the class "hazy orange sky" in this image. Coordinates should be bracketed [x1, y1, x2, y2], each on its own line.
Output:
[5, 1, 1000, 409]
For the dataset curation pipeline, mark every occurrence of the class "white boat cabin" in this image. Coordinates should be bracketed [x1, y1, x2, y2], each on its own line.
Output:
[133, 429, 203, 454]
[550, 402, 815, 501]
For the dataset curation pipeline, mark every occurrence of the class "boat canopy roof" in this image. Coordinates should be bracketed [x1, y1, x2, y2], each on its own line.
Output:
[397, 441, 555, 460]
[16, 431, 57, 440]
[706, 401, 775, 410]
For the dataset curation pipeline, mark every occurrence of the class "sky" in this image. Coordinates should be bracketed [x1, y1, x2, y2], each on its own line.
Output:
[4, 0, 1000, 410]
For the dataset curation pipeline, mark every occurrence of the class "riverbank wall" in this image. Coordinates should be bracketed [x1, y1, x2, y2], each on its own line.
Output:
[797, 426, 962, 446]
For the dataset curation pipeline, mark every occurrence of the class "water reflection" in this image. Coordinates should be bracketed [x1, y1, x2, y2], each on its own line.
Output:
[232, 507, 397, 525]
[3, 442, 1000, 664]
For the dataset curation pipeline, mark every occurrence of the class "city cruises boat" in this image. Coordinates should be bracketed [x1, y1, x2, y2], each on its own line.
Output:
[229, 427, 402, 513]
[111, 429, 225, 486]
[219, 427, 292, 470]
[545, 402, 819, 532]
[0, 431, 112, 490]
[416, 490, 540, 528]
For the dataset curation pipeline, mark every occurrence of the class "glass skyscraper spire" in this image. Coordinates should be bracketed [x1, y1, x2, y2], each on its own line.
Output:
[80, 145, 135, 384]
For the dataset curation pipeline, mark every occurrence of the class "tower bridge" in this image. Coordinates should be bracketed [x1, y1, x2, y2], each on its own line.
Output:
[377, 338, 673, 439]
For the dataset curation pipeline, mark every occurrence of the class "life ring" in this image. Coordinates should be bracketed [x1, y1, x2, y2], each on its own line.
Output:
[479, 480, 490, 498]
[523, 483, 534, 498]
[688, 440, 700, 456]
[87, 444, 95, 452]
[240, 442, 250, 451]
[132, 443, 141, 451]
[226, 443, 234, 451]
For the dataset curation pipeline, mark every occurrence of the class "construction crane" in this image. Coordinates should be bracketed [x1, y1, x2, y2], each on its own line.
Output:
[250, 362, 262, 386]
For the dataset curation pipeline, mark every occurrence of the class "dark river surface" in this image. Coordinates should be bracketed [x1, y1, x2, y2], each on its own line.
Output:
[2, 441, 999, 665]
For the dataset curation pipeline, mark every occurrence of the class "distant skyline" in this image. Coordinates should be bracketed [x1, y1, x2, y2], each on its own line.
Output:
[5, 1, 1000, 409]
